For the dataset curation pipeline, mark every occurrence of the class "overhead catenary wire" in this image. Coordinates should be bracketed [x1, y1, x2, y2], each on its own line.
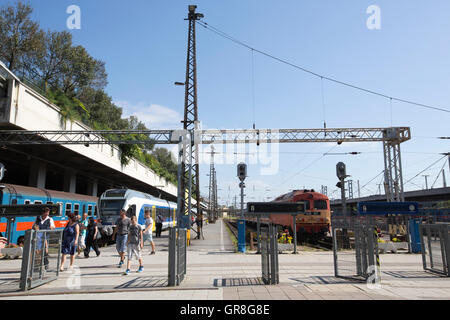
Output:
[430, 158, 448, 189]
[198, 20, 450, 114]
[404, 155, 447, 185]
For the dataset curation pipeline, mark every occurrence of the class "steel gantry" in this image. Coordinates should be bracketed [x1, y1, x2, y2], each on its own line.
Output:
[0, 127, 411, 206]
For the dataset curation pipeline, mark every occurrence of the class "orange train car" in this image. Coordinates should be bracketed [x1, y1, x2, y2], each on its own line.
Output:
[245, 189, 331, 241]
[271, 189, 331, 240]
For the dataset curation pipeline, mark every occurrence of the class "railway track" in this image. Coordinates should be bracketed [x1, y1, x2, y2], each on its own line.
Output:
[224, 219, 333, 251]
[223, 219, 238, 239]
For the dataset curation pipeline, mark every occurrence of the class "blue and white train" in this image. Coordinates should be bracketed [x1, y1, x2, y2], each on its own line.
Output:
[98, 188, 177, 232]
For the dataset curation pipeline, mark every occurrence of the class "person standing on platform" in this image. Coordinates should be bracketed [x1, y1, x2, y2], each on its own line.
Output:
[143, 210, 155, 255]
[84, 217, 100, 258]
[123, 215, 144, 275]
[60, 213, 79, 271]
[76, 213, 88, 258]
[32, 207, 55, 271]
[112, 209, 131, 268]
[155, 213, 163, 238]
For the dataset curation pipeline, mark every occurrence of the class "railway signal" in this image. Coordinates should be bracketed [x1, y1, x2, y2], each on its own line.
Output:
[237, 163, 247, 253]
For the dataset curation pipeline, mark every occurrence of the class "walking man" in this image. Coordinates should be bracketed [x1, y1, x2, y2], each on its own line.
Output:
[143, 210, 155, 255]
[32, 207, 55, 271]
[123, 215, 144, 275]
[155, 213, 163, 238]
[112, 209, 131, 268]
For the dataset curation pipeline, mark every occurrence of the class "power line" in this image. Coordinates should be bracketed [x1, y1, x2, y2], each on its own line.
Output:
[404, 155, 447, 185]
[431, 158, 448, 189]
[198, 20, 450, 114]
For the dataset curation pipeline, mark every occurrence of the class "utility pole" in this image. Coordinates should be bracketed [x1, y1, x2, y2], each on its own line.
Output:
[443, 169, 447, 188]
[207, 146, 217, 223]
[181, 5, 204, 237]
[347, 180, 354, 199]
[422, 175, 429, 190]
[357, 180, 361, 198]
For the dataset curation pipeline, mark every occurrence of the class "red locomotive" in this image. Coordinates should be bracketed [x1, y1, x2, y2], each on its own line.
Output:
[271, 189, 331, 241]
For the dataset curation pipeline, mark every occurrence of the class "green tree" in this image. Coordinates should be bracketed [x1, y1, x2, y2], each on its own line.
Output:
[26, 30, 73, 91]
[0, 1, 44, 72]
[152, 147, 177, 177]
[58, 45, 106, 96]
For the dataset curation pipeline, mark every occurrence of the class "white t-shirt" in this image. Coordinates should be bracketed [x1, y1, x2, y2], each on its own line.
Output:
[144, 217, 153, 235]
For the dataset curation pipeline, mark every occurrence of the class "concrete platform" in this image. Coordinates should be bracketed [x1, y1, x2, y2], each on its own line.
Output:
[0, 219, 449, 300]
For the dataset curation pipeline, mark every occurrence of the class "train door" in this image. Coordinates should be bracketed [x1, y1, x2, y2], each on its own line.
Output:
[173, 208, 176, 227]
[152, 206, 156, 232]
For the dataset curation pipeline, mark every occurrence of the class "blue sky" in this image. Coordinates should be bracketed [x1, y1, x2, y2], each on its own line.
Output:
[23, 0, 450, 204]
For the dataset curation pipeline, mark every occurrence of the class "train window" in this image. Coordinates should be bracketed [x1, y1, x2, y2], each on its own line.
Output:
[24, 200, 31, 205]
[83, 204, 86, 215]
[46, 201, 53, 205]
[66, 203, 72, 214]
[298, 201, 310, 210]
[88, 205, 93, 216]
[34, 200, 42, 204]
[11, 199, 17, 205]
[314, 200, 328, 210]
[74, 204, 80, 214]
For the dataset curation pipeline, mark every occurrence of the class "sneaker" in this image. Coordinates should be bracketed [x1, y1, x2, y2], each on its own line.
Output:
[150, 251, 155, 255]
[118, 260, 124, 268]
[137, 266, 144, 273]
[123, 269, 130, 275]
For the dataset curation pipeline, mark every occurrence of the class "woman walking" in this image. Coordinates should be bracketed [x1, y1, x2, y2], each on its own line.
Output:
[60, 213, 79, 272]
[84, 217, 101, 258]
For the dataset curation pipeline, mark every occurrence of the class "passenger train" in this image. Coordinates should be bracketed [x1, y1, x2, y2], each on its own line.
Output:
[98, 188, 177, 232]
[0, 184, 98, 245]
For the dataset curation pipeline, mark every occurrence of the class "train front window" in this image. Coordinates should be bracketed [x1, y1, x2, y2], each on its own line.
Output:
[314, 200, 328, 210]
[100, 200, 125, 215]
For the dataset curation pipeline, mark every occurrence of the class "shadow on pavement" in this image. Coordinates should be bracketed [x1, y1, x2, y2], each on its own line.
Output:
[214, 277, 264, 287]
[115, 276, 168, 289]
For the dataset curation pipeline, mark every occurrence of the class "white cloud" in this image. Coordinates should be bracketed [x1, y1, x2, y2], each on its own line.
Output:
[115, 100, 182, 129]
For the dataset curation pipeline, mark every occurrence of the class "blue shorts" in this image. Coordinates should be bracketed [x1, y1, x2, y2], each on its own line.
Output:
[143, 233, 153, 243]
[116, 234, 128, 253]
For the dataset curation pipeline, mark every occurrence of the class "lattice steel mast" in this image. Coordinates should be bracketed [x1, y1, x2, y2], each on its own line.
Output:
[181, 5, 204, 235]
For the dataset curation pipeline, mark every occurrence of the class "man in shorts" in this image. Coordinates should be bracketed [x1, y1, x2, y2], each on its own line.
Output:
[112, 209, 131, 268]
[123, 215, 144, 275]
[143, 210, 155, 255]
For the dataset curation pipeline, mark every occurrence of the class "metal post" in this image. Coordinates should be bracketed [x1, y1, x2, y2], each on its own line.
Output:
[168, 228, 176, 286]
[292, 214, 297, 254]
[238, 181, 246, 253]
[340, 177, 347, 217]
[256, 215, 261, 254]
